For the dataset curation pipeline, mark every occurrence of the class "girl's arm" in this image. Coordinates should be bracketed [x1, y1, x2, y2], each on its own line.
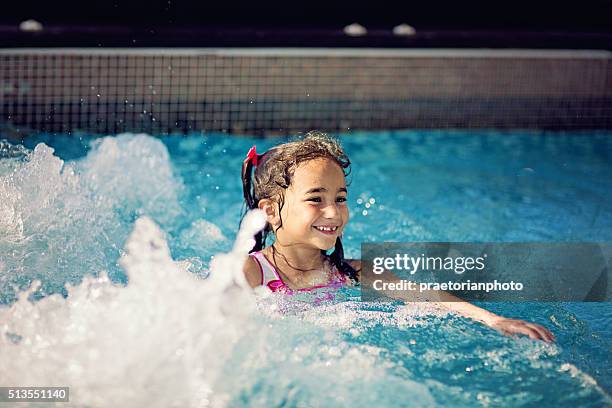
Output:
[347, 259, 555, 342]
[243, 256, 263, 288]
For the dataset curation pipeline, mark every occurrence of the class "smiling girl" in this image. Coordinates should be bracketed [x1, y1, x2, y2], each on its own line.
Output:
[240, 131, 554, 342]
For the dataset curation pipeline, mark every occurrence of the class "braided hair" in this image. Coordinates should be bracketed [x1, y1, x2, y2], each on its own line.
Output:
[240, 130, 359, 283]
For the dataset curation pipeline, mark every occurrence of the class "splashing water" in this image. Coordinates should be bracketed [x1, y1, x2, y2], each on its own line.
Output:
[1, 132, 611, 407]
[0, 209, 266, 407]
[0, 200, 436, 407]
[0, 134, 186, 302]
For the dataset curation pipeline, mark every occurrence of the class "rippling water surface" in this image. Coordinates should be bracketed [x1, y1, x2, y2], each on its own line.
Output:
[0, 130, 610, 407]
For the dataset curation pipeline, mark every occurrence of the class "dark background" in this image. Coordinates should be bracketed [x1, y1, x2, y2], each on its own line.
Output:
[2, 0, 611, 30]
[1, 0, 611, 47]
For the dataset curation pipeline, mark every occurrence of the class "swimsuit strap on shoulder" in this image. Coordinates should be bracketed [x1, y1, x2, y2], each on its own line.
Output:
[249, 251, 282, 287]
[249, 252, 348, 293]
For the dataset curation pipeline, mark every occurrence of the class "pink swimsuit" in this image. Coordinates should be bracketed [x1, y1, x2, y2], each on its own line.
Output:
[249, 250, 347, 294]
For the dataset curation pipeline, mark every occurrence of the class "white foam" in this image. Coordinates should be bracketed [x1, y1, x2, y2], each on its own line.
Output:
[0, 214, 260, 407]
[0, 134, 185, 301]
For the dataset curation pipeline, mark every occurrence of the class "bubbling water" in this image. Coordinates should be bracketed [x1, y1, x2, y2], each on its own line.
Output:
[0, 135, 257, 406]
[0, 209, 265, 407]
[0, 136, 436, 407]
[0, 134, 187, 302]
[2, 133, 608, 407]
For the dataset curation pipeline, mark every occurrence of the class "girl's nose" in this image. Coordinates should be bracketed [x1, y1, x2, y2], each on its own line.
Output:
[323, 203, 340, 218]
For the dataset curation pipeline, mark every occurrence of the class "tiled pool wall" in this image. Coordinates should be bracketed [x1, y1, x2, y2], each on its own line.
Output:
[1, 48, 611, 135]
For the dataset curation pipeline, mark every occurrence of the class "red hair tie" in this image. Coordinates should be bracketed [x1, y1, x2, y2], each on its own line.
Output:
[244, 146, 262, 167]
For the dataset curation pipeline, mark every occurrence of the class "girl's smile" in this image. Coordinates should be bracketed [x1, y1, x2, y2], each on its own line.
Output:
[313, 225, 339, 234]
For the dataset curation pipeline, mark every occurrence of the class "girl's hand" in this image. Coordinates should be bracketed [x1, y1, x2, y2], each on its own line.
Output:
[489, 317, 556, 342]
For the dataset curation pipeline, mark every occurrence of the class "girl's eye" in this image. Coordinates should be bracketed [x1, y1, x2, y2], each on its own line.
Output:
[306, 197, 347, 203]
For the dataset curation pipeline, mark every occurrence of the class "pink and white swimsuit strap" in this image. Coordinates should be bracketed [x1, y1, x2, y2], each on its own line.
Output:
[248, 250, 346, 293]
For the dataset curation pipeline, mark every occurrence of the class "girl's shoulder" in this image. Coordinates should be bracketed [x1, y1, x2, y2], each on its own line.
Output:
[243, 255, 263, 288]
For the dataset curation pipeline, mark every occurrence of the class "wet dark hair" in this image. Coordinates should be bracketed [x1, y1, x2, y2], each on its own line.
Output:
[241, 130, 359, 283]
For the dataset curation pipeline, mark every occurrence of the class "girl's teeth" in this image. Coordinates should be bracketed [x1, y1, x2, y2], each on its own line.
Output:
[316, 226, 337, 231]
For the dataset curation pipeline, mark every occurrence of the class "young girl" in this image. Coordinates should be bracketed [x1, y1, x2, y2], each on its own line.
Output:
[241, 131, 555, 342]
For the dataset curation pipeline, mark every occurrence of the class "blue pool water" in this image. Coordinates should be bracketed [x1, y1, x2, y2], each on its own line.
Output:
[0, 130, 611, 407]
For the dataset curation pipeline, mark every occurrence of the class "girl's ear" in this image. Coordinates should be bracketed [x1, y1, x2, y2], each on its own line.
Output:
[258, 199, 280, 227]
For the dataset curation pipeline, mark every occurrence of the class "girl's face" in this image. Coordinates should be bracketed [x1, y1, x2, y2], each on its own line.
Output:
[274, 158, 349, 251]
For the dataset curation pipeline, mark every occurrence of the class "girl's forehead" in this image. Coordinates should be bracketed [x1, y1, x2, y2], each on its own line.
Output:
[290, 158, 346, 191]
